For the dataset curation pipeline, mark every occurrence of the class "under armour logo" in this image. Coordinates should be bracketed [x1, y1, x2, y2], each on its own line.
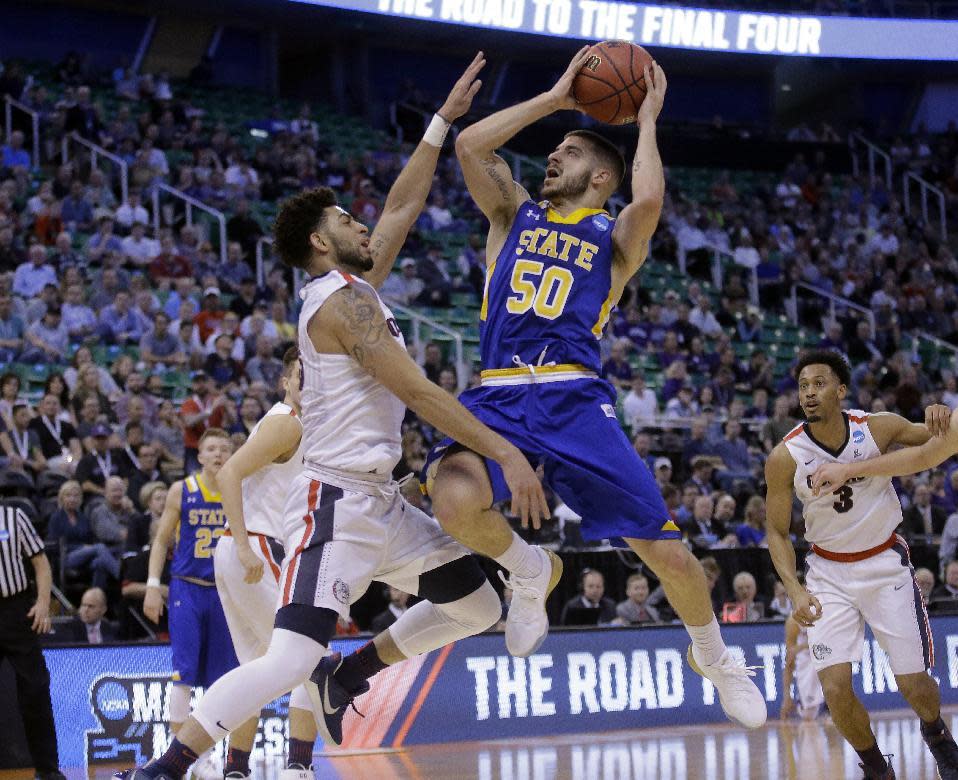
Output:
[526, 209, 540, 221]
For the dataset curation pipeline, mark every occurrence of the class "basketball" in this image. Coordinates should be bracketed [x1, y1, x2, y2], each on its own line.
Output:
[572, 40, 653, 125]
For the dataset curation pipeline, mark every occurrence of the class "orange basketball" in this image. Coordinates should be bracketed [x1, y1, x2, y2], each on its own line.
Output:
[572, 41, 653, 125]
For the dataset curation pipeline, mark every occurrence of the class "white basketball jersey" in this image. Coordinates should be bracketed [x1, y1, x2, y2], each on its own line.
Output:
[239, 402, 304, 538]
[783, 410, 903, 553]
[298, 270, 406, 477]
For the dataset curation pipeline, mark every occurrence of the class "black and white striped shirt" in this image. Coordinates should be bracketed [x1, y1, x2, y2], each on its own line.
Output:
[0, 506, 44, 598]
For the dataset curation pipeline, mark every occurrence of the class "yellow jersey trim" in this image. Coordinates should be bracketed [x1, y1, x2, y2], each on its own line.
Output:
[480, 260, 496, 322]
[480, 363, 590, 379]
[661, 520, 681, 533]
[592, 287, 617, 338]
[546, 206, 608, 225]
[194, 473, 221, 503]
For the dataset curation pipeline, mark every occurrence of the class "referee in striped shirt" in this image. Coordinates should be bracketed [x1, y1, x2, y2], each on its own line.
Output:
[0, 504, 64, 780]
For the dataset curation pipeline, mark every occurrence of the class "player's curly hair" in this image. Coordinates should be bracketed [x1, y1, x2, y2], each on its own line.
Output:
[794, 349, 852, 387]
[272, 187, 339, 269]
[565, 130, 626, 189]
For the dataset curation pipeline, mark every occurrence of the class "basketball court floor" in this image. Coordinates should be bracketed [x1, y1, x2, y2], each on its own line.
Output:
[3, 705, 956, 780]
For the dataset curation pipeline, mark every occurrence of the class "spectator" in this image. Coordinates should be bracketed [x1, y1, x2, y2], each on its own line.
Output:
[380, 258, 425, 305]
[736, 496, 768, 547]
[127, 481, 167, 551]
[682, 495, 736, 550]
[195, 287, 225, 343]
[847, 320, 883, 364]
[723, 572, 764, 623]
[688, 456, 717, 496]
[55, 587, 118, 644]
[204, 334, 242, 387]
[930, 561, 958, 606]
[613, 573, 660, 625]
[762, 395, 798, 453]
[86, 213, 123, 262]
[90, 476, 134, 551]
[914, 568, 935, 607]
[631, 432, 656, 473]
[2, 130, 30, 170]
[768, 580, 791, 619]
[0, 403, 45, 475]
[369, 586, 410, 633]
[28, 394, 81, 473]
[226, 198, 263, 256]
[114, 190, 150, 231]
[901, 483, 948, 540]
[179, 371, 231, 471]
[622, 374, 657, 428]
[421, 342, 447, 384]
[149, 235, 192, 282]
[710, 419, 757, 492]
[600, 338, 633, 390]
[74, 424, 123, 498]
[13, 244, 57, 298]
[120, 220, 160, 267]
[61, 284, 97, 342]
[665, 385, 698, 419]
[699, 555, 725, 616]
[59, 179, 93, 233]
[0, 291, 25, 360]
[245, 337, 282, 389]
[140, 311, 187, 370]
[98, 291, 149, 346]
[689, 296, 722, 338]
[682, 416, 712, 465]
[653, 457, 673, 490]
[46, 480, 119, 589]
[559, 569, 616, 626]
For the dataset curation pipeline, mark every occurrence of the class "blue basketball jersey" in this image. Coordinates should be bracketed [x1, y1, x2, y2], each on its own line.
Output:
[481, 201, 617, 373]
[172, 472, 227, 581]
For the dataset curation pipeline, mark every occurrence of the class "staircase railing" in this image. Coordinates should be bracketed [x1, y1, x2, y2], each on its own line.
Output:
[848, 132, 893, 191]
[3, 95, 40, 169]
[904, 171, 948, 241]
[61, 132, 129, 203]
[789, 283, 876, 334]
[385, 300, 467, 392]
[151, 183, 226, 263]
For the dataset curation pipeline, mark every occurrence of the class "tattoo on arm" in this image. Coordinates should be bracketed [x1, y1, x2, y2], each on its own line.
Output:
[482, 156, 512, 202]
[336, 286, 386, 378]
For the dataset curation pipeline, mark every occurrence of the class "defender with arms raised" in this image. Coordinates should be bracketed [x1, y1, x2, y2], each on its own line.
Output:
[421, 48, 765, 728]
[765, 349, 958, 780]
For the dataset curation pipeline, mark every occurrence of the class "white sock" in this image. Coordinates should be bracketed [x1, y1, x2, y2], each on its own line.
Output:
[494, 533, 542, 580]
[686, 616, 727, 667]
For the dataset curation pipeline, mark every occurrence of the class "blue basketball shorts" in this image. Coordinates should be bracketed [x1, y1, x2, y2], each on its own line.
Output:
[422, 377, 679, 547]
[168, 577, 239, 688]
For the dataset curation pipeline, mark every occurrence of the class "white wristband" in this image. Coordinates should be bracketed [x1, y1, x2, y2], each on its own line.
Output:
[423, 113, 451, 148]
[146, 577, 161, 589]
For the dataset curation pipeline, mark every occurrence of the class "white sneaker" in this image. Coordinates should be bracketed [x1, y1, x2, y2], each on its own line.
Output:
[189, 750, 222, 780]
[500, 547, 563, 657]
[687, 644, 767, 729]
[279, 767, 314, 780]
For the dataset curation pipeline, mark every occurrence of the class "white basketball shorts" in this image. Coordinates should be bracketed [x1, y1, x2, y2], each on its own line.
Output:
[805, 535, 933, 676]
[214, 532, 285, 664]
[279, 473, 469, 619]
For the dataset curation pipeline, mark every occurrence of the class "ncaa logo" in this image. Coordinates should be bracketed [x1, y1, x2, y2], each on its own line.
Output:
[852, 430, 865, 444]
[812, 643, 832, 662]
[592, 215, 610, 232]
[332, 579, 350, 605]
[95, 681, 131, 721]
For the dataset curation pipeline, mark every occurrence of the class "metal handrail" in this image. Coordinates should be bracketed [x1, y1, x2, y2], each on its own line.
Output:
[255, 236, 274, 287]
[151, 183, 227, 264]
[849, 132, 893, 191]
[789, 283, 875, 334]
[904, 171, 948, 240]
[383, 301, 467, 392]
[61, 132, 129, 203]
[3, 95, 40, 169]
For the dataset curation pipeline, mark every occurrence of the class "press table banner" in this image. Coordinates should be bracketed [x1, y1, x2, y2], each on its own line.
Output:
[45, 619, 958, 767]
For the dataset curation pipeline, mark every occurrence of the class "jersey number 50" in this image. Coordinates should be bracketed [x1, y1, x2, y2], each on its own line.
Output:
[506, 260, 573, 320]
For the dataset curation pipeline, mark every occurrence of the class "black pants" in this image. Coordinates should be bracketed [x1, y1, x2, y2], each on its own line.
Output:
[0, 591, 60, 773]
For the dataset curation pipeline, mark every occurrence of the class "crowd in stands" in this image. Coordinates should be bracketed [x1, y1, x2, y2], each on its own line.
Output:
[1, 51, 958, 637]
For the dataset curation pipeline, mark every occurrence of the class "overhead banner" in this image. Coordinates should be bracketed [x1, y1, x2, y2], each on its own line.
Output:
[43, 618, 958, 769]
[290, 0, 958, 60]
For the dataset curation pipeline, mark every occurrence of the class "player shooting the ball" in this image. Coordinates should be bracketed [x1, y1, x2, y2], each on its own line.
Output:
[420, 45, 767, 728]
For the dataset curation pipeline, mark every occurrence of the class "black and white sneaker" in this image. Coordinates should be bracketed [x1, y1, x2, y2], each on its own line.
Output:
[305, 651, 369, 746]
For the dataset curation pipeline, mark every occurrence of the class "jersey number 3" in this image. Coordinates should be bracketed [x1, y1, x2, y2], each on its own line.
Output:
[507, 260, 573, 320]
[832, 485, 854, 514]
